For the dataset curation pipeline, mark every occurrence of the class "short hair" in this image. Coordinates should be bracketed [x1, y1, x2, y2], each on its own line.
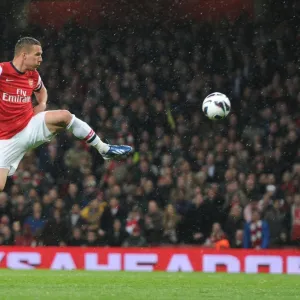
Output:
[14, 37, 41, 56]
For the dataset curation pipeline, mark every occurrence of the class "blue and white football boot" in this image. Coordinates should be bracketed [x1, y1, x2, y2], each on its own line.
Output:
[102, 145, 133, 160]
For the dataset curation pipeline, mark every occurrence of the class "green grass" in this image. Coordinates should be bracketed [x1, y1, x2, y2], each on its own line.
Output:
[0, 270, 299, 299]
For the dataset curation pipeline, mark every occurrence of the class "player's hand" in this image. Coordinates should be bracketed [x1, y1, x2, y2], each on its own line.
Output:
[33, 102, 47, 115]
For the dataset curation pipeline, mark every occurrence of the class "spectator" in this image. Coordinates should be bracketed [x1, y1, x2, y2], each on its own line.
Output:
[284, 194, 300, 246]
[244, 200, 259, 223]
[183, 193, 212, 244]
[162, 204, 179, 244]
[42, 194, 54, 219]
[11, 195, 30, 225]
[24, 202, 45, 238]
[280, 171, 297, 196]
[80, 198, 106, 231]
[86, 230, 99, 247]
[0, 192, 11, 220]
[243, 209, 270, 249]
[64, 183, 83, 210]
[0, 215, 11, 232]
[41, 210, 69, 246]
[204, 223, 229, 249]
[107, 219, 128, 247]
[14, 223, 35, 246]
[206, 185, 226, 226]
[68, 227, 86, 246]
[203, 154, 220, 183]
[100, 197, 126, 233]
[125, 206, 144, 235]
[64, 141, 92, 175]
[1, 225, 14, 245]
[263, 199, 286, 247]
[224, 205, 244, 247]
[66, 204, 85, 229]
[81, 175, 99, 206]
[39, 141, 65, 184]
[171, 176, 193, 215]
[50, 198, 66, 218]
[12, 221, 22, 245]
[123, 226, 147, 247]
[144, 200, 163, 245]
[232, 230, 244, 249]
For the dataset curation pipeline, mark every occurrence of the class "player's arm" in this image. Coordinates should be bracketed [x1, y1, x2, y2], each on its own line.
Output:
[33, 84, 47, 115]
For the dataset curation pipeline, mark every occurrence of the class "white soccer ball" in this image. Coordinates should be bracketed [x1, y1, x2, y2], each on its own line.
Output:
[202, 92, 231, 120]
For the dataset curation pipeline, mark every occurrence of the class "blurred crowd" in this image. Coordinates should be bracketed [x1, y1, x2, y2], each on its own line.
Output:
[1, 14, 300, 249]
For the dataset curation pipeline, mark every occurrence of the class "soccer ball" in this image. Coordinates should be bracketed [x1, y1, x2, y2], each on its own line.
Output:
[202, 92, 231, 120]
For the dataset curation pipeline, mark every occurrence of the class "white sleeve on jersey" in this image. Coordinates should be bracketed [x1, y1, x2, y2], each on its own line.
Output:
[0, 66, 2, 76]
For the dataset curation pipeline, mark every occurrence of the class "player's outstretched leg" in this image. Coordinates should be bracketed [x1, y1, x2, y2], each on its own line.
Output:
[44, 110, 132, 160]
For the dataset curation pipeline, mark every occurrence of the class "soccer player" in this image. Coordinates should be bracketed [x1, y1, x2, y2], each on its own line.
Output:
[0, 37, 132, 191]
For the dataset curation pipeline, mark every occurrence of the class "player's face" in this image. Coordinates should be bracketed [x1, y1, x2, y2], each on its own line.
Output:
[23, 45, 43, 70]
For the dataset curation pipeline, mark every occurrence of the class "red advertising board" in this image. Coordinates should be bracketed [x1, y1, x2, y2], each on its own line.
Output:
[0, 247, 299, 274]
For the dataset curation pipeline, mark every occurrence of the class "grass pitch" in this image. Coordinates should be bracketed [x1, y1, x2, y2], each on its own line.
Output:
[0, 270, 299, 300]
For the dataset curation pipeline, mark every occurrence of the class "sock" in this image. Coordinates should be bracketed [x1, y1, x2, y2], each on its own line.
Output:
[67, 115, 110, 154]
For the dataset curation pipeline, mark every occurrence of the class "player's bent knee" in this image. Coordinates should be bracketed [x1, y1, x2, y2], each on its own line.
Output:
[45, 110, 74, 133]
[60, 110, 73, 126]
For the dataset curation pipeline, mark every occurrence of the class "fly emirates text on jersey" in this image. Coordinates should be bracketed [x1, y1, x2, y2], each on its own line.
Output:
[2, 89, 31, 103]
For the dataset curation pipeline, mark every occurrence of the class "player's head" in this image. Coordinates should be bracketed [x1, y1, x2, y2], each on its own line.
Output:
[14, 37, 42, 71]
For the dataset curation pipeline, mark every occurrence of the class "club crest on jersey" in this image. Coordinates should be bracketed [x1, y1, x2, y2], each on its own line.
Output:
[28, 78, 34, 88]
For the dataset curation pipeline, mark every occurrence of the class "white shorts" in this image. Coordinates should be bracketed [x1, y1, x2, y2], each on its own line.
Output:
[0, 112, 54, 176]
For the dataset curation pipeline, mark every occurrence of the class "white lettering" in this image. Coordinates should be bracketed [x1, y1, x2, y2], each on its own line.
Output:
[245, 255, 283, 274]
[287, 256, 300, 274]
[124, 254, 157, 271]
[85, 253, 121, 271]
[1, 250, 297, 274]
[167, 254, 193, 272]
[7, 252, 40, 270]
[2, 92, 31, 103]
[50, 253, 77, 270]
[16, 89, 27, 96]
[203, 254, 240, 273]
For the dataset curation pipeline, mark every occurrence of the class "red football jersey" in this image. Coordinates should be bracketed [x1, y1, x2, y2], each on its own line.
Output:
[0, 61, 43, 139]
